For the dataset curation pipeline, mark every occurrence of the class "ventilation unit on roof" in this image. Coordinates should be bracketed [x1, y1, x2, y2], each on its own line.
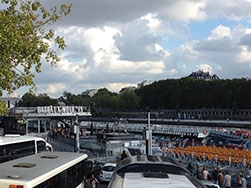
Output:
[40, 155, 58, 159]
[13, 163, 36, 168]
[143, 172, 169, 179]
[7, 175, 21, 179]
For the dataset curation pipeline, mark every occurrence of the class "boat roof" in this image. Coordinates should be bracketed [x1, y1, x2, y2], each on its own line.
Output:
[123, 173, 197, 188]
[108, 155, 206, 188]
[0, 135, 45, 146]
[0, 152, 87, 183]
[116, 155, 180, 172]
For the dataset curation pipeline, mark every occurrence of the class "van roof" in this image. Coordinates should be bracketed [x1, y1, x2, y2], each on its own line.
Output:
[0, 135, 45, 145]
[0, 152, 87, 183]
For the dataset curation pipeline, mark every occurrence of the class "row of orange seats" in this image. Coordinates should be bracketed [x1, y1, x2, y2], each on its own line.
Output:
[169, 146, 251, 165]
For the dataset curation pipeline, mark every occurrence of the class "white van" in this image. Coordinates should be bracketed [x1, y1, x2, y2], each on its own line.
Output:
[0, 135, 52, 163]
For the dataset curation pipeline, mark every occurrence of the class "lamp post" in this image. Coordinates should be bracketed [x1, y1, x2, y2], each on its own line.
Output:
[74, 115, 80, 153]
[148, 111, 152, 155]
[145, 108, 152, 155]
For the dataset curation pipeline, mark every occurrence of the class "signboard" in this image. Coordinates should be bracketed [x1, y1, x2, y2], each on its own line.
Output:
[37, 106, 90, 114]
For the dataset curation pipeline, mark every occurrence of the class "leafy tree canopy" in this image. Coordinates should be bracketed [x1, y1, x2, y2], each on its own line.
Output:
[18, 92, 58, 107]
[0, 0, 71, 115]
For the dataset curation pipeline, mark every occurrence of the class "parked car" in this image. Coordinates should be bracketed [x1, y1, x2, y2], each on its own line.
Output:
[97, 163, 116, 182]
[201, 180, 220, 188]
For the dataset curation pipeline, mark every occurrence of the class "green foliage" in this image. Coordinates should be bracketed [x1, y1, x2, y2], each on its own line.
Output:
[61, 91, 91, 106]
[92, 88, 119, 111]
[0, 0, 71, 115]
[15, 78, 251, 114]
[136, 78, 251, 110]
[118, 91, 140, 110]
[0, 101, 8, 116]
[18, 93, 58, 107]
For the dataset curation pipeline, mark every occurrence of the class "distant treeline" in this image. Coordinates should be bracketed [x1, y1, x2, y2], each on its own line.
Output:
[136, 78, 251, 110]
[18, 78, 251, 112]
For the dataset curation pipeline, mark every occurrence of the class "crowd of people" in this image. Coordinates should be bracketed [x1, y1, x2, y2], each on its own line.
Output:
[191, 164, 247, 188]
[49, 126, 89, 139]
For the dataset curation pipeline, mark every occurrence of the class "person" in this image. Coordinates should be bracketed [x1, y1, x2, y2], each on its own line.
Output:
[212, 167, 218, 183]
[202, 167, 209, 180]
[223, 171, 231, 188]
[84, 179, 92, 188]
[218, 170, 224, 188]
[196, 163, 202, 179]
[90, 174, 99, 188]
[187, 163, 193, 173]
[237, 172, 242, 187]
[240, 174, 247, 188]
[121, 150, 128, 160]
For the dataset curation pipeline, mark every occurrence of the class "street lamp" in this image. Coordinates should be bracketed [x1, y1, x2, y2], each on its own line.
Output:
[145, 107, 152, 155]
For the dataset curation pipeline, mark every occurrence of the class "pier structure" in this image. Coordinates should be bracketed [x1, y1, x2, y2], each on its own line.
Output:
[2, 106, 91, 136]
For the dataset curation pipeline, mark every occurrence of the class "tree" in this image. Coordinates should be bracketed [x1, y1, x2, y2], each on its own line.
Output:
[92, 88, 119, 111]
[118, 91, 140, 111]
[18, 93, 58, 107]
[0, 0, 71, 115]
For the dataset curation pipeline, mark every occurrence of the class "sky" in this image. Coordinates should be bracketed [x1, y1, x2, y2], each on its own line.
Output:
[6, 0, 251, 98]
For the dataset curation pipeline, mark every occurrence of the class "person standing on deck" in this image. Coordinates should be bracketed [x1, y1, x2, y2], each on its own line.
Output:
[218, 170, 224, 188]
[121, 150, 128, 160]
[223, 171, 231, 188]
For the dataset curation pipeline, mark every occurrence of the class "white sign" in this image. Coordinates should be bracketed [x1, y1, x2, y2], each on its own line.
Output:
[37, 106, 89, 114]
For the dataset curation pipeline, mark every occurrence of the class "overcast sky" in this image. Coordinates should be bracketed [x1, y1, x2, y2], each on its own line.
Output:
[7, 0, 251, 97]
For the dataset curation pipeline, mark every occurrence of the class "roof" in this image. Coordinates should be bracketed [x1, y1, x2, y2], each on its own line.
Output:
[116, 155, 180, 173]
[104, 163, 117, 167]
[0, 152, 87, 183]
[0, 135, 45, 146]
[123, 173, 197, 188]
[108, 155, 206, 188]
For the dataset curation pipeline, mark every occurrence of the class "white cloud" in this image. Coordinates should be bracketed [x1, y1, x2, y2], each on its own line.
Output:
[58, 58, 90, 80]
[180, 41, 201, 61]
[177, 25, 251, 78]
[141, 13, 161, 29]
[196, 64, 213, 73]
[33, 19, 172, 96]
[238, 46, 251, 63]
[208, 25, 231, 40]
[168, 69, 179, 75]
[206, 0, 251, 21]
[108, 60, 165, 74]
[10, 0, 251, 98]
[106, 83, 137, 93]
[160, 0, 207, 22]
[41, 83, 66, 95]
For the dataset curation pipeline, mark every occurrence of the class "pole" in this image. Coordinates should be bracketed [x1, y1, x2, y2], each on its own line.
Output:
[26, 120, 29, 135]
[75, 115, 80, 153]
[148, 112, 152, 155]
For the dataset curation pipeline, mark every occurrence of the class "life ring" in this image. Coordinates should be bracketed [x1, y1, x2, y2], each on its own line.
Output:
[203, 129, 208, 135]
